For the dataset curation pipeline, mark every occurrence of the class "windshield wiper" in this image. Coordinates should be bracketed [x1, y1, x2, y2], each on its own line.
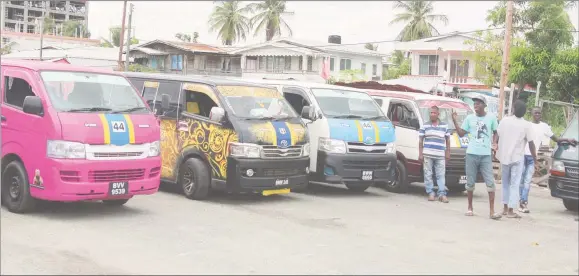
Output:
[112, 107, 148, 114]
[242, 116, 289, 121]
[332, 114, 364, 119]
[363, 116, 386, 121]
[65, 107, 113, 113]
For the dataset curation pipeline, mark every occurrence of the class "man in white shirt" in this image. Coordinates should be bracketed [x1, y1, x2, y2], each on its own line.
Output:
[495, 100, 537, 219]
[519, 107, 578, 213]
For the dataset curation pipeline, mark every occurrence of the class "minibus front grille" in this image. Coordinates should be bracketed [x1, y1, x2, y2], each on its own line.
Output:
[261, 145, 302, 159]
[263, 168, 301, 177]
[567, 167, 579, 179]
[347, 142, 388, 154]
[92, 152, 144, 158]
[89, 169, 145, 182]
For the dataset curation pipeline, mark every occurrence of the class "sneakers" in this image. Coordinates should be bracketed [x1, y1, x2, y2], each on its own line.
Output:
[518, 202, 530, 213]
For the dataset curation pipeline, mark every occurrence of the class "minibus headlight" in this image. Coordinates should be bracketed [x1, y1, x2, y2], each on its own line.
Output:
[47, 140, 86, 159]
[386, 143, 396, 154]
[302, 143, 311, 157]
[148, 141, 160, 157]
[318, 138, 346, 154]
[229, 142, 261, 158]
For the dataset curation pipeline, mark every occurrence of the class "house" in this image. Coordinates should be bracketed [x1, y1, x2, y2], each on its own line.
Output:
[128, 40, 242, 77]
[393, 32, 486, 88]
[228, 36, 385, 83]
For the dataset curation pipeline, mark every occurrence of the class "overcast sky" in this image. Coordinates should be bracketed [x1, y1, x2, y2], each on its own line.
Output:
[87, 1, 579, 53]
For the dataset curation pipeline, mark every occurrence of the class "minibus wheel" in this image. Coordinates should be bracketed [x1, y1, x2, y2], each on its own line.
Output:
[102, 199, 130, 206]
[179, 158, 210, 200]
[345, 183, 371, 192]
[563, 199, 578, 212]
[1, 161, 36, 213]
[384, 160, 409, 194]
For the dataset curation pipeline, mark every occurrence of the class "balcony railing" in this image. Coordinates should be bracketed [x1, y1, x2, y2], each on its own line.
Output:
[243, 68, 318, 74]
[400, 75, 484, 85]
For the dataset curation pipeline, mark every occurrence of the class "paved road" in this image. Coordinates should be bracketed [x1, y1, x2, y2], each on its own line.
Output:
[1, 182, 578, 275]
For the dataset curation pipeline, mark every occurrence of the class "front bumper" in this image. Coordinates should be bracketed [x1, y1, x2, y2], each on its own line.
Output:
[32, 157, 161, 202]
[312, 151, 396, 185]
[549, 175, 579, 201]
[223, 156, 310, 193]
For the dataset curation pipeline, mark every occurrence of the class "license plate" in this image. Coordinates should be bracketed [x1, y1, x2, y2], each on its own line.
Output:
[459, 176, 467, 184]
[275, 178, 289, 186]
[262, 188, 291, 196]
[362, 171, 373, 181]
[109, 181, 128, 196]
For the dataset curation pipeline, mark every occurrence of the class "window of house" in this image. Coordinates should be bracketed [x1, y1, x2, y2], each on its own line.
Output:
[418, 55, 438, 75]
[330, 58, 335, 71]
[298, 56, 303, 71]
[340, 58, 351, 70]
[4, 76, 35, 108]
[284, 56, 292, 70]
[387, 101, 418, 129]
[182, 90, 218, 119]
[372, 64, 377, 76]
[170, 54, 183, 71]
[450, 60, 469, 77]
[221, 57, 231, 72]
[361, 63, 366, 74]
[282, 88, 310, 115]
[307, 56, 313, 71]
[246, 56, 257, 71]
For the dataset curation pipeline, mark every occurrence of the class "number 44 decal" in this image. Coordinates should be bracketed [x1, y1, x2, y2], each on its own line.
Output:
[111, 121, 126, 132]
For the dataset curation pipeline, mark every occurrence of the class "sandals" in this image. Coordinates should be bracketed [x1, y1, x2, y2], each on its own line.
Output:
[507, 213, 522, 219]
[465, 210, 474, 216]
[439, 196, 449, 203]
[489, 213, 502, 220]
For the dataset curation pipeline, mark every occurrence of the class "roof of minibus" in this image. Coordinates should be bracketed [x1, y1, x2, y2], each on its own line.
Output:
[367, 89, 467, 103]
[0, 59, 121, 75]
[122, 72, 273, 88]
[232, 78, 370, 93]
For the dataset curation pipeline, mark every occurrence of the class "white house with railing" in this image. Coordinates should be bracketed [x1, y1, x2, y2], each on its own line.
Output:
[227, 36, 385, 83]
[393, 32, 486, 88]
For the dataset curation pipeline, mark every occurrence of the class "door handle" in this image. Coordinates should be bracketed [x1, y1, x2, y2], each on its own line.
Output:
[1, 115, 6, 122]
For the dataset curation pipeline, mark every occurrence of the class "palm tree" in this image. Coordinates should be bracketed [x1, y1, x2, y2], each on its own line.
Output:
[248, 0, 293, 41]
[389, 1, 449, 42]
[365, 43, 378, 51]
[208, 1, 252, 45]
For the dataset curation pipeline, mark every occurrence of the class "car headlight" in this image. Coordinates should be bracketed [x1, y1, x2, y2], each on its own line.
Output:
[148, 140, 160, 157]
[229, 142, 261, 158]
[47, 140, 86, 159]
[318, 138, 346, 154]
[302, 143, 310, 157]
[385, 143, 396, 154]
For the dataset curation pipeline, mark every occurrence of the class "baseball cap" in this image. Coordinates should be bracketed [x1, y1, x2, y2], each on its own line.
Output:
[471, 94, 487, 105]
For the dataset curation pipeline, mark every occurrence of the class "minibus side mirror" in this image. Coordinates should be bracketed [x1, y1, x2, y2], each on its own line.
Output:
[301, 106, 316, 121]
[161, 94, 171, 111]
[209, 106, 226, 123]
[22, 96, 44, 116]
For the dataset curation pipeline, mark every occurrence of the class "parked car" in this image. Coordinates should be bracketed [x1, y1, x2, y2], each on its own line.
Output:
[123, 72, 310, 199]
[1, 60, 161, 213]
[549, 111, 578, 211]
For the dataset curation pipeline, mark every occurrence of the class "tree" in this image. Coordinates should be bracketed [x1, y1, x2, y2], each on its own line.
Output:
[383, 51, 411, 80]
[62, 20, 90, 38]
[193, 32, 199, 43]
[547, 46, 579, 104]
[108, 27, 138, 47]
[175, 33, 192, 42]
[249, 0, 293, 41]
[389, 1, 449, 42]
[364, 43, 378, 51]
[208, 1, 252, 45]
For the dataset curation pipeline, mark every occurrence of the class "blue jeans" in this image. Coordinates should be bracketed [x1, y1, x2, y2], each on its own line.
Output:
[501, 161, 524, 209]
[465, 154, 496, 192]
[519, 155, 535, 204]
[424, 157, 446, 196]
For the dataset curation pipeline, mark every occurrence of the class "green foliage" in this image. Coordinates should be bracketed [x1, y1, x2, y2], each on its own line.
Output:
[62, 20, 90, 38]
[547, 47, 579, 104]
[464, 31, 506, 87]
[0, 45, 11, 55]
[100, 39, 114, 48]
[383, 59, 411, 80]
[108, 28, 139, 47]
[208, 1, 252, 45]
[508, 43, 551, 89]
[338, 69, 365, 82]
[128, 64, 157, 73]
[389, 1, 449, 41]
[175, 33, 192, 42]
[364, 43, 378, 51]
[248, 0, 293, 41]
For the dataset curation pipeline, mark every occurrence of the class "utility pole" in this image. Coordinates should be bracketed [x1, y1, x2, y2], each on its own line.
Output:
[117, 0, 128, 70]
[497, 0, 514, 120]
[124, 3, 134, 72]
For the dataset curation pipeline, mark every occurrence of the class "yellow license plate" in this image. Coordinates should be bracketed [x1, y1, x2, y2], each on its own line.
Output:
[262, 188, 291, 196]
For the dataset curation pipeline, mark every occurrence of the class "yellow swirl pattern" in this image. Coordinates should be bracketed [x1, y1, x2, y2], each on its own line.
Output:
[217, 85, 283, 99]
[160, 120, 179, 179]
[249, 122, 277, 145]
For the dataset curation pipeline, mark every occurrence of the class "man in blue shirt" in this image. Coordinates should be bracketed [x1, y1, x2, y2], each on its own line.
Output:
[452, 94, 502, 220]
[419, 106, 451, 203]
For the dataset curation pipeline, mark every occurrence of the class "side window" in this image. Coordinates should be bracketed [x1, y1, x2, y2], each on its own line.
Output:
[141, 81, 159, 110]
[182, 90, 218, 119]
[390, 101, 418, 129]
[282, 88, 310, 115]
[149, 81, 181, 118]
[4, 76, 36, 108]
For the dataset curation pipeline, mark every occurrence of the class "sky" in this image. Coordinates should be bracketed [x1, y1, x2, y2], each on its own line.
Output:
[87, 1, 579, 53]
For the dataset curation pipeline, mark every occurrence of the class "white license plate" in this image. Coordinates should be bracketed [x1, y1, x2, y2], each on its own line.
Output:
[362, 171, 373, 181]
[459, 176, 467, 184]
[275, 178, 289, 186]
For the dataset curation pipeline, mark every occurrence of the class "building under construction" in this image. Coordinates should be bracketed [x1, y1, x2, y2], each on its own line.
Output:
[1, 0, 89, 36]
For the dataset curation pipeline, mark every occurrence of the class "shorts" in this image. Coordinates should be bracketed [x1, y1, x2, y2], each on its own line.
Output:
[465, 154, 496, 192]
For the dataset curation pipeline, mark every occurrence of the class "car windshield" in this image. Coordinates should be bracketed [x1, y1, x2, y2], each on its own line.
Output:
[417, 100, 473, 130]
[41, 71, 148, 113]
[217, 85, 297, 119]
[557, 112, 579, 160]
[311, 88, 387, 120]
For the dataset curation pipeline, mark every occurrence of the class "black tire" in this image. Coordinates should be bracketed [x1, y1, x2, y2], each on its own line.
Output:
[447, 185, 467, 193]
[345, 183, 371, 192]
[563, 199, 579, 212]
[102, 199, 130, 206]
[383, 160, 409, 193]
[179, 158, 210, 200]
[1, 161, 36, 213]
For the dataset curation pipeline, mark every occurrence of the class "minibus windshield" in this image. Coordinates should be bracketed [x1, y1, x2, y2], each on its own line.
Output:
[311, 88, 387, 120]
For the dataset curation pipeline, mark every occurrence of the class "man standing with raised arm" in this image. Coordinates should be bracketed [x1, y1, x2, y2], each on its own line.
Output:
[452, 94, 502, 220]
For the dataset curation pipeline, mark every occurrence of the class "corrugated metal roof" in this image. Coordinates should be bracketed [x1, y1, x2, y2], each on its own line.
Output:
[129, 47, 168, 56]
[1, 46, 125, 61]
